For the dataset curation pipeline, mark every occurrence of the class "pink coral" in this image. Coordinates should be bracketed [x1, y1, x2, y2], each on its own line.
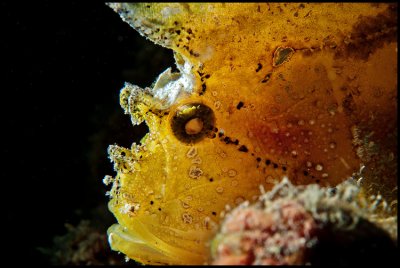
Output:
[211, 178, 397, 265]
[213, 201, 317, 265]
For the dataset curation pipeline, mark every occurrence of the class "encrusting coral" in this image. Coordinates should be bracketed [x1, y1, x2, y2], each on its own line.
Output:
[211, 178, 397, 265]
[104, 3, 397, 265]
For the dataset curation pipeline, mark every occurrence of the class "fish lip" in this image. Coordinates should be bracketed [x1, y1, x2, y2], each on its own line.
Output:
[107, 220, 208, 264]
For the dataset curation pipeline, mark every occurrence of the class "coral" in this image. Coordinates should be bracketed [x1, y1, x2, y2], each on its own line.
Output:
[104, 3, 397, 265]
[211, 178, 397, 265]
[39, 220, 126, 265]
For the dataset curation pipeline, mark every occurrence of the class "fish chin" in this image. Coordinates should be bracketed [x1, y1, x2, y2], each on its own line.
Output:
[107, 220, 209, 265]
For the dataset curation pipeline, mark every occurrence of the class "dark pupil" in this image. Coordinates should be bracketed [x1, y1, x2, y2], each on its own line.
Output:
[171, 103, 215, 143]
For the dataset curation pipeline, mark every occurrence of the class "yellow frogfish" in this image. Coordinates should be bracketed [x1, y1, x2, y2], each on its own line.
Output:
[103, 3, 397, 265]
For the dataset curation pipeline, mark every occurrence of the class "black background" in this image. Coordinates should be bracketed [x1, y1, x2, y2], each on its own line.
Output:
[3, 1, 174, 265]
[4, 2, 399, 266]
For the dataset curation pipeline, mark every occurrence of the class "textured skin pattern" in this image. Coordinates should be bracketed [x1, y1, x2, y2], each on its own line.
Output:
[104, 3, 397, 264]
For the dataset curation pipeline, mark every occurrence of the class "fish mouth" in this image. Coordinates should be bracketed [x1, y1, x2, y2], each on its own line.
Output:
[107, 218, 210, 265]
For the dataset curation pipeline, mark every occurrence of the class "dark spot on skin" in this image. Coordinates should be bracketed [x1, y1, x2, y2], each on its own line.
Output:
[261, 73, 272, 83]
[220, 134, 245, 148]
[273, 163, 278, 169]
[202, 83, 207, 93]
[342, 94, 357, 116]
[212, 211, 217, 216]
[205, 74, 211, 79]
[303, 170, 309, 176]
[223, 137, 231, 144]
[256, 157, 261, 162]
[316, 179, 320, 183]
[175, 30, 181, 35]
[256, 63, 263, 72]
[304, 10, 311, 18]
[282, 166, 287, 171]
[236, 101, 244, 110]
[273, 47, 295, 67]
[150, 201, 154, 205]
[209, 178, 214, 182]
[266, 159, 271, 165]
[189, 50, 200, 57]
[238, 145, 249, 152]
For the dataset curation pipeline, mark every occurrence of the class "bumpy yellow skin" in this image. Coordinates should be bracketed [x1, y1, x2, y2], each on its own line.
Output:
[105, 3, 397, 265]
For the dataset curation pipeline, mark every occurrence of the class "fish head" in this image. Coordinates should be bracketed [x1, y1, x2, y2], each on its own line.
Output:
[105, 3, 397, 265]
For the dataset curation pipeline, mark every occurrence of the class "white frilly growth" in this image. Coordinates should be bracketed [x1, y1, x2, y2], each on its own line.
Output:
[119, 53, 195, 124]
[152, 52, 195, 108]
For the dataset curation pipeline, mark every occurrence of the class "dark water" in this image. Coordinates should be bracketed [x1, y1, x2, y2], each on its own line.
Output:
[3, 1, 174, 265]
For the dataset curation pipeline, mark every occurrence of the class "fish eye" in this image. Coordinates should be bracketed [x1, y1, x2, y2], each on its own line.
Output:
[171, 103, 215, 143]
